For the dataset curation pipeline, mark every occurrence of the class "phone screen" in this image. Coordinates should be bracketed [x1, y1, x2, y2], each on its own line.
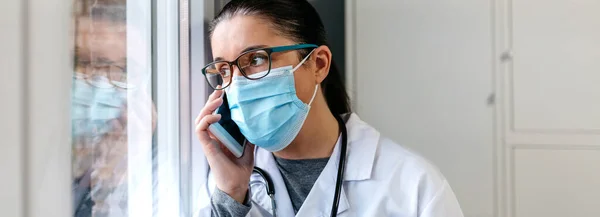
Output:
[215, 93, 246, 147]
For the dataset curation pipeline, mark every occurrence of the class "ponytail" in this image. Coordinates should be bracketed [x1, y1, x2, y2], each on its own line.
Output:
[322, 60, 351, 115]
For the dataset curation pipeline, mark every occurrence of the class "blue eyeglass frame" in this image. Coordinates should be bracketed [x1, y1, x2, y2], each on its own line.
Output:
[202, 43, 318, 90]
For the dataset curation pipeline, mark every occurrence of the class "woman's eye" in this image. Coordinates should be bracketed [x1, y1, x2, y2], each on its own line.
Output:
[250, 54, 268, 66]
[219, 67, 231, 77]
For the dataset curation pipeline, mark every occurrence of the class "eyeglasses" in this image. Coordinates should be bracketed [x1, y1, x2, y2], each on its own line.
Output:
[201, 44, 318, 90]
[76, 59, 130, 89]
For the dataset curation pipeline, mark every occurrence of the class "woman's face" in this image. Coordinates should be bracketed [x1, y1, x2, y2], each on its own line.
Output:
[210, 15, 319, 104]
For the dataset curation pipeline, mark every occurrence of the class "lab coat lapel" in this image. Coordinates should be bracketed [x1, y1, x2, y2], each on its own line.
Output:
[295, 113, 379, 216]
[342, 113, 379, 181]
[252, 147, 295, 217]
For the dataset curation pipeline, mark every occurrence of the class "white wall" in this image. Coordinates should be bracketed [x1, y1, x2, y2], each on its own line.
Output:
[348, 1, 495, 217]
[0, 0, 72, 216]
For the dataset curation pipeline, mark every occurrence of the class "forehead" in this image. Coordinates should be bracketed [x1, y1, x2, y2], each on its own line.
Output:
[76, 17, 127, 61]
[77, 16, 126, 33]
[210, 15, 296, 61]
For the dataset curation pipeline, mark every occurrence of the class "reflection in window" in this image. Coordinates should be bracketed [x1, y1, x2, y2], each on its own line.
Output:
[71, 0, 156, 216]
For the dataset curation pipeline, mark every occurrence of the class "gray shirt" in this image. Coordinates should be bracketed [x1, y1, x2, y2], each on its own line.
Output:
[274, 156, 330, 214]
[210, 156, 330, 216]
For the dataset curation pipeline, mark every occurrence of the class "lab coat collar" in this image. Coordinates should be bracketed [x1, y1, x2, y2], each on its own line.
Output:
[296, 113, 380, 216]
[343, 113, 380, 181]
[253, 113, 380, 216]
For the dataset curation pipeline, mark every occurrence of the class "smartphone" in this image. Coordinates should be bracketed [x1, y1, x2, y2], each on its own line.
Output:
[207, 92, 246, 158]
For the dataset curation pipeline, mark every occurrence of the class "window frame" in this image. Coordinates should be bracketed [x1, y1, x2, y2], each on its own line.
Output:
[153, 0, 183, 216]
[126, 1, 154, 216]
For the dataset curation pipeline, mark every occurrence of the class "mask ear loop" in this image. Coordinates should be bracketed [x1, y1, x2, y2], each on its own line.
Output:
[291, 49, 320, 107]
[291, 49, 316, 72]
[308, 84, 319, 106]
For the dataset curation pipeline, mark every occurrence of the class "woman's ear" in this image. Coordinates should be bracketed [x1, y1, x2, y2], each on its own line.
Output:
[311, 45, 332, 84]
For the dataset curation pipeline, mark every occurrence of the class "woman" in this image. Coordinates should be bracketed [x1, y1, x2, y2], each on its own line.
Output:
[195, 0, 464, 216]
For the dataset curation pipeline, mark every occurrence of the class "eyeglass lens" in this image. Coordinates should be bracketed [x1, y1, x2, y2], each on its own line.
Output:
[204, 50, 271, 89]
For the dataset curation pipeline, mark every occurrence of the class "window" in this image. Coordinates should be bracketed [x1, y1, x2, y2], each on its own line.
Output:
[70, 0, 182, 216]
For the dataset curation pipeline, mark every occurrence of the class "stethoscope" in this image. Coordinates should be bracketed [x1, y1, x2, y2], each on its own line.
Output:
[252, 115, 348, 217]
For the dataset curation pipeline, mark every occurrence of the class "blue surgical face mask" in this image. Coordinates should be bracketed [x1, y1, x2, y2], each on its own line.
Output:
[225, 52, 318, 152]
[72, 74, 126, 138]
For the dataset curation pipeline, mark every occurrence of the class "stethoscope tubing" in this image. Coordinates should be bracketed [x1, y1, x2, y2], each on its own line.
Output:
[253, 115, 348, 217]
[329, 114, 348, 217]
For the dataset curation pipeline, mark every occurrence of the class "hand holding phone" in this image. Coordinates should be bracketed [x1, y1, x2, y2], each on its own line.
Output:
[195, 89, 254, 203]
[207, 92, 246, 158]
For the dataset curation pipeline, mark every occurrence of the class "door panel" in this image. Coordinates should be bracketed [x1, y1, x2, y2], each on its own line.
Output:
[514, 148, 600, 217]
[512, 0, 600, 132]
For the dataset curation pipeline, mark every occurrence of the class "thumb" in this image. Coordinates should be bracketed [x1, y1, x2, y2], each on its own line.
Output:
[240, 143, 255, 165]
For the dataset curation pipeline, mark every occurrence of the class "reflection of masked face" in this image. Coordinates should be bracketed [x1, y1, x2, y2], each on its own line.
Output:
[74, 16, 128, 139]
[72, 73, 126, 138]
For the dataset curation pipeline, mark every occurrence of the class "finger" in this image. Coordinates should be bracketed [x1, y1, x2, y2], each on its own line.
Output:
[194, 88, 223, 125]
[194, 90, 221, 125]
[196, 114, 223, 155]
[196, 97, 222, 124]
[195, 97, 223, 125]
[194, 107, 203, 126]
[195, 114, 222, 136]
[208, 88, 224, 101]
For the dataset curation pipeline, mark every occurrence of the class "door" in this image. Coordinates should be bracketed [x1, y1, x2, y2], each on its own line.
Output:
[501, 0, 600, 216]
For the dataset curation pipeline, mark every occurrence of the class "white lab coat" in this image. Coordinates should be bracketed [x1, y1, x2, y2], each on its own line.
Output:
[196, 113, 464, 217]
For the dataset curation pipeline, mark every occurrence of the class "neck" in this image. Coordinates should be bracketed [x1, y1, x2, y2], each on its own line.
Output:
[273, 95, 340, 160]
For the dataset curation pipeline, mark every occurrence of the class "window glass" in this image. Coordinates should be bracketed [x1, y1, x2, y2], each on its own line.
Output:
[71, 0, 156, 216]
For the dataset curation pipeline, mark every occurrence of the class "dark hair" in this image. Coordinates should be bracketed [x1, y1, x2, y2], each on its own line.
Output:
[209, 0, 351, 115]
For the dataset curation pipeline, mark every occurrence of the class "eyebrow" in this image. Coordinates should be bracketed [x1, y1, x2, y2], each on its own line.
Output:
[213, 44, 268, 62]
